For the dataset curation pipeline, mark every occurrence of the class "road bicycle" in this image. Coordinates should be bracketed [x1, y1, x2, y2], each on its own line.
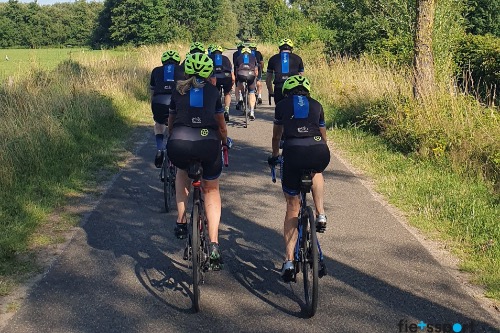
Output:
[240, 79, 249, 128]
[159, 149, 176, 213]
[184, 145, 229, 312]
[270, 158, 327, 317]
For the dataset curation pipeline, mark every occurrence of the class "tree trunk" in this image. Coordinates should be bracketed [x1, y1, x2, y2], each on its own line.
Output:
[413, 0, 436, 100]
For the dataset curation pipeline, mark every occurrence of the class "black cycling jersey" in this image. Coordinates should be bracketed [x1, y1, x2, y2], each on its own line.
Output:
[266, 51, 304, 85]
[150, 63, 185, 95]
[209, 53, 233, 79]
[235, 53, 258, 72]
[251, 50, 263, 66]
[169, 82, 223, 129]
[232, 49, 241, 71]
[273, 95, 325, 139]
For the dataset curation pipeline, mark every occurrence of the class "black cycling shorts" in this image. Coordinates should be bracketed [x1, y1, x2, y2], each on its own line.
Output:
[237, 70, 256, 92]
[281, 137, 330, 196]
[151, 94, 172, 124]
[167, 126, 222, 180]
[216, 77, 233, 95]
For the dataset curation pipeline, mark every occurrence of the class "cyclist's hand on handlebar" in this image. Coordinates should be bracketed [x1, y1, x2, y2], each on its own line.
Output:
[223, 137, 234, 149]
[267, 155, 279, 167]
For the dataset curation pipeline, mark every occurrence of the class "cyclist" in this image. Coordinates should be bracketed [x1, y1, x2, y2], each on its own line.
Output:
[209, 45, 235, 122]
[167, 53, 229, 268]
[266, 38, 304, 105]
[267, 75, 330, 282]
[234, 47, 258, 120]
[180, 42, 206, 67]
[233, 41, 245, 110]
[248, 42, 264, 105]
[149, 50, 184, 167]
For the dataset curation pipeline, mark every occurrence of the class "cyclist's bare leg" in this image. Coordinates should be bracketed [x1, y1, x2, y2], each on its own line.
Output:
[311, 172, 326, 216]
[224, 92, 231, 110]
[175, 169, 191, 224]
[256, 80, 262, 100]
[284, 193, 300, 261]
[202, 179, 221, 244]
[154, 122, 167, 136]
[248, 93, 256, 110]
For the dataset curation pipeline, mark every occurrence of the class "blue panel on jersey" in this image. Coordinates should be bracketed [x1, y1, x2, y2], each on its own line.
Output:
[281, 52, 289, 74]
[215, 54, 223, 66]
[251, 50, 255, 56]
[293, 95, 309, 119]
[243, 54, 249, 64]
[190, 87, 204, 107]
[163, 64, 175, 81]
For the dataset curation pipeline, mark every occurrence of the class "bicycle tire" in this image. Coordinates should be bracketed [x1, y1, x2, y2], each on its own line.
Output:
[243, 85, 248, 128]
[302, 206, 319, 317]
[163, 158, 173, 212]
[191, 203, 202, 312]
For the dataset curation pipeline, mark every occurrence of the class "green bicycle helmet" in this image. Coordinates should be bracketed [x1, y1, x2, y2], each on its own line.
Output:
[161, 50, 181, 64]
[282, 75, 311, 94]
[207, 43, 216, 52]
[248, 42, 257, 49]
[184, 53, 214, 79]
[189, 41, 206, 54]
[278, 38, 294, 49]
[240, 47, 252, 54]
[212, 45, 224, 53]
[236, 41, 244, 49]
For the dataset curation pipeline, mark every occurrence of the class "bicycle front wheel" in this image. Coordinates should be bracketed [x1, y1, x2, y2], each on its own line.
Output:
[191, 203, 202, 312]
[302, 206, 319, 317]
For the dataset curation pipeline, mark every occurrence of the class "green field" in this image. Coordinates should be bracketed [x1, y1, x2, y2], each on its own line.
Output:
[0, 48, 133, 81]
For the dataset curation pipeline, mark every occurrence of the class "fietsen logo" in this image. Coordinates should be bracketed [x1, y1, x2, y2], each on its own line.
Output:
[398, 319, 475, 333]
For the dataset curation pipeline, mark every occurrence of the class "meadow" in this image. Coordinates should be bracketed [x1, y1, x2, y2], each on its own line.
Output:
[0, 43, 498, 304]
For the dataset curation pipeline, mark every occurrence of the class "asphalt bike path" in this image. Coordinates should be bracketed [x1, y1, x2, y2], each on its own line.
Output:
[2, 51, 498, 332]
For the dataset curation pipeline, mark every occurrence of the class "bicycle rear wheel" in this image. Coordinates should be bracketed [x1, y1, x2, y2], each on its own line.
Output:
[243, 86, 248, 128]
[191, 203, 202, 312]
[302, 206, 319, 317]
[163, 158, 174, 212]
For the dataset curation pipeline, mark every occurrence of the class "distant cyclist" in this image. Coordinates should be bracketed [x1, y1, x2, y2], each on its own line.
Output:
[233, 41, 245, 110]
[267, 75, 330, 282]
[234, 47, 258, 120]
[209, 45, 235, 122]
[149, 50, 184, 167]
[248, 42, 264, 105]
[266, 38, 304, 105]
[167, 53, 229, 268]
[180, 42, 206, 67]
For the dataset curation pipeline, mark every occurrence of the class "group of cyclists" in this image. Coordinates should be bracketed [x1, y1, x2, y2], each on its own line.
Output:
[149, 38, 330, 281]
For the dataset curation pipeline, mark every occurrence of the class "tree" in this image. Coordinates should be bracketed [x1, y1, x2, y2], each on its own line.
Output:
[413, 0, 436, 99]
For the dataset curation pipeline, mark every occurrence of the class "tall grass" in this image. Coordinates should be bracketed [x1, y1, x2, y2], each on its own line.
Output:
[294, 41, 499, 299]
[0, 44, 187, 295]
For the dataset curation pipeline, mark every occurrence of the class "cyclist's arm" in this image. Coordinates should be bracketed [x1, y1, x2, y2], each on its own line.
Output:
[231, 70, 235, 87]
[319, 104, 327, 142]
[215, 113, 228, 146]
[272, 124, 283, 156]
[266, 74, 273, 94]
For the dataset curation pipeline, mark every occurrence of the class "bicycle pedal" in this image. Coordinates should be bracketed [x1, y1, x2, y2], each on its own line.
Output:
[316, 224, 326, 233]
[319, 262, 328, 278]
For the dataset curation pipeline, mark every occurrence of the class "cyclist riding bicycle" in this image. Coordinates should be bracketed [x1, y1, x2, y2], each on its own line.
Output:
[266, 38, 304, 105]
[167, 53, 230, 267]
[267, 75, 330, 282]
[209, 45, 235, 122]
[149, 50, 185, 167]
[234, 47, 259, 120]
[233, 41, 245, 110]
[248, 42, 264, 105]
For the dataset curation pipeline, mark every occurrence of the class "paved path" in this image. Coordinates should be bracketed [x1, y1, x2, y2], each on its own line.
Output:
[2, 53, 499, 333]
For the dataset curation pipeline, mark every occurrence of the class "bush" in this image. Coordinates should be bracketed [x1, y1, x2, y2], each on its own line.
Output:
[454, 34, 500, 106]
